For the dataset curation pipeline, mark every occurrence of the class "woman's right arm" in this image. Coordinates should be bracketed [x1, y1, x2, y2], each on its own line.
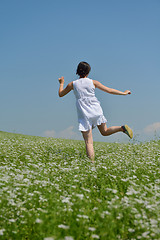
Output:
[93, 80, 131, 95]
[58, 77, 73, 97]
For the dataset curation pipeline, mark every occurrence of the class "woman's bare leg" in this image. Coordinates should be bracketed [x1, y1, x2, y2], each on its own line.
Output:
[98, 123, 123, 136]
[82, 129, 95, 161]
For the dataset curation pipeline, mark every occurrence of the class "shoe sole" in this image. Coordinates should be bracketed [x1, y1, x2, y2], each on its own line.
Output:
[124, 125, 133, 139]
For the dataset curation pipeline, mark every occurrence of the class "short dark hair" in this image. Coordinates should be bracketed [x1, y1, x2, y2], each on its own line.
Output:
[76, 61, 91, 78]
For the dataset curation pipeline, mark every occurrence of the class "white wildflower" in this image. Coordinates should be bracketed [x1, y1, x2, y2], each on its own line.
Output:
[121, 178, 129, 182]
[150, 219, 158, 226]
[9, 219, 16, 222]
[128, 228, 135, 233]
[91, 234, 100, 239]
[35, 218, 43, 223]
[135, 214, 141, 219]
[77, 214, 89, 219]
[142, 231, 150, 238]
[44, 237, 54, 240]
[58, 224, 70, 229]
[65, 237, 74, 240]
[91, 166, 96, 171]
[88, 227, 96, 231]
[0, 229, 5, 235]
[92, 207, 98, 211]
[112, 189, 118, 194]
[126, 187, 138, 195]
[103, 210, 110, 215]
[76, 194, 84, 200]
[62, 197, 70, 203]
[81, 187, 91, 193]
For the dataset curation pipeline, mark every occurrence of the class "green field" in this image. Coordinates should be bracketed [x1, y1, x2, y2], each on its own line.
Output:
[0, 131, 160, 240]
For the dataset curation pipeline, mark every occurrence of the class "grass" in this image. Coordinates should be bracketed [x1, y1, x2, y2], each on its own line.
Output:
[0, 131, 160, 239]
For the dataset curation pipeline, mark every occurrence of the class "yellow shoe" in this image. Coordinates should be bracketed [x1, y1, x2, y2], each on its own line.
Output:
[122, 125, 133, 139]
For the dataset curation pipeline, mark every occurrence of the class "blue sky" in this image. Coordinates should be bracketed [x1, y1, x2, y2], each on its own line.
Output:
[0, 0, 160, 142]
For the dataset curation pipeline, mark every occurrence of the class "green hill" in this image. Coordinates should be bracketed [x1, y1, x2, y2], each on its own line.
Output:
[0, 131, 160, 239]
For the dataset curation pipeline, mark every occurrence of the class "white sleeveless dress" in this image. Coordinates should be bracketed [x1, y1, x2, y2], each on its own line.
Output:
[73, 78, 107, 131]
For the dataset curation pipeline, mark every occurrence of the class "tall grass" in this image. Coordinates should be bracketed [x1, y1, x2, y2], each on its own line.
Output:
[0, 131, 160, 239]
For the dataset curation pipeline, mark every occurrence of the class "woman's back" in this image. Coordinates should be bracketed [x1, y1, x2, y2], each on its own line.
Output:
[73, 77, 105, 130]
[73, 78, 95, 100]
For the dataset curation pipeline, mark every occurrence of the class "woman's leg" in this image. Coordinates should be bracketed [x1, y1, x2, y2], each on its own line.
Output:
[98, 123, 123, 136]
[81, 129, 95, 161]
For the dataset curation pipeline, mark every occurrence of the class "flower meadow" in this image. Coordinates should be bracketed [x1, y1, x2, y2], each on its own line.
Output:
[0, 131, 160, 240]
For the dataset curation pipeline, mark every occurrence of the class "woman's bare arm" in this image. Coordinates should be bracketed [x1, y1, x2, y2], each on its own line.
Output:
[58, 77, 73, 97]
[93, 80, 131, 95]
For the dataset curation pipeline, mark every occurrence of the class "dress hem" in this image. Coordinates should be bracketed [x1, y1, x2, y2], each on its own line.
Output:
[78, 115, 107, 132]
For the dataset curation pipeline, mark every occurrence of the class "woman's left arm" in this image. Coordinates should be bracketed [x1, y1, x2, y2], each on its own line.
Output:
[93, 80, 131, 95]
[58, 77, 73, 97]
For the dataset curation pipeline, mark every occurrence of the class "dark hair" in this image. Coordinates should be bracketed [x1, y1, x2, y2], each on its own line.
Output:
[76, 61, 91, 78]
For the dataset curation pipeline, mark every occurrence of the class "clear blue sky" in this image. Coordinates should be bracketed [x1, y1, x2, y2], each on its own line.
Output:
[0, 0, 160, 142]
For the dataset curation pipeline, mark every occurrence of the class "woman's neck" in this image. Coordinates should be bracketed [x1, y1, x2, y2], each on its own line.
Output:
[79, 75, 88, 79]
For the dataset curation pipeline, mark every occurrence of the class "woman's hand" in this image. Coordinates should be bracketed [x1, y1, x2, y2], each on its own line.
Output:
[59, 76, 64, 84]
[124, 90, 131, 95]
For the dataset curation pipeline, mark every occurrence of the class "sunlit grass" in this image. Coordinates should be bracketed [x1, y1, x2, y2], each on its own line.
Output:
[0, 131, 160, 239]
